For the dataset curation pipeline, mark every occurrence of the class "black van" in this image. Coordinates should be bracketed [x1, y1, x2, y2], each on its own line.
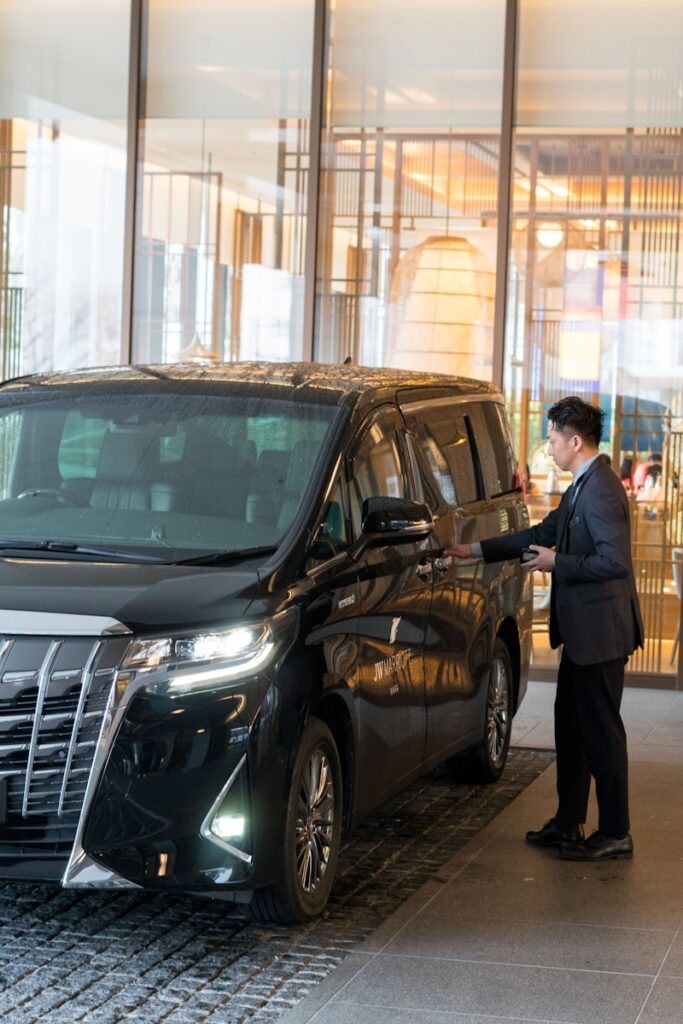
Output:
[0, 362, 531, 923]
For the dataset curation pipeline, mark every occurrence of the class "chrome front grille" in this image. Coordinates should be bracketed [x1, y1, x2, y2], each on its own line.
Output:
[0, 634, 130, 852]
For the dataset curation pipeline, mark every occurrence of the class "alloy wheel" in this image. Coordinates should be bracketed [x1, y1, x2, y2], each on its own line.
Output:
[487, 656, 510, 768]
[295, 749, 335, 893]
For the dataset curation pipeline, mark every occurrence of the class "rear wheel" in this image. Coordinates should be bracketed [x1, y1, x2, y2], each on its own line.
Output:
[250, 718, 342, 925]
[447, 637, 513, 784]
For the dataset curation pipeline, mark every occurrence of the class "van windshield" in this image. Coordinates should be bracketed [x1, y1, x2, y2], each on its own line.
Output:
[0, 390, 340, 562]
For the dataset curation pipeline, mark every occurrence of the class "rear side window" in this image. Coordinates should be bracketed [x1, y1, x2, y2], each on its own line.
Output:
[474, 403, 517, 498]
[410, 409, 479, 508]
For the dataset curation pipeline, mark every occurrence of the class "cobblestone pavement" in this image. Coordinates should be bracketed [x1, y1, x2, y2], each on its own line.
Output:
[0, 748, 553, 1024]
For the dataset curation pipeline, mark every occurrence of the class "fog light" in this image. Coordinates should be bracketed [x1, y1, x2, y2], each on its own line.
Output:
[211, 813, 246, 840]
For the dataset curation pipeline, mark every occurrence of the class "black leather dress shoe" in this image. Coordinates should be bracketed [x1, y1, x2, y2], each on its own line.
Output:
[525, 818, 584, 847]
[559, 831, 633, 861]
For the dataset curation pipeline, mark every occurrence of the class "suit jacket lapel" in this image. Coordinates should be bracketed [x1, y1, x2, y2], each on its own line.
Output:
[556, 488, 573, 553]
[556, 455, 607, 554]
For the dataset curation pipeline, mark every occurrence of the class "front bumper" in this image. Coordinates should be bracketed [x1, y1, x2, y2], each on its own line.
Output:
[74, 684, 278, 892]
[0, 615, 295, 895]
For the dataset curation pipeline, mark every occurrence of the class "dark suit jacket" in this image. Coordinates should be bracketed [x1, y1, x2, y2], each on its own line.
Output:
[481, 455, 644, 666]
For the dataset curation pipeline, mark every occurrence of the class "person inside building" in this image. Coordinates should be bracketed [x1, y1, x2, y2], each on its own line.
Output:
[618, 456, 633, 493]
[632, 451, 662, 492]
[443, 396, 644, 861]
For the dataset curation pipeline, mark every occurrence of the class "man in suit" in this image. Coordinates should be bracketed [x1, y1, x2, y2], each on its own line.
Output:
[444, 396, 644, 860]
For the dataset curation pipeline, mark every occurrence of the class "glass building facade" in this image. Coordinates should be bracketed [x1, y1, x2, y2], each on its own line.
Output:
[2, 0, 683, 687]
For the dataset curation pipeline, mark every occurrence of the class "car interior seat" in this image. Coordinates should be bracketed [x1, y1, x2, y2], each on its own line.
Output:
[179, 427, 250, 519]
[276, 440, 321, 532]
[89, 429, 174, 512]
[245, 448, 291, 526]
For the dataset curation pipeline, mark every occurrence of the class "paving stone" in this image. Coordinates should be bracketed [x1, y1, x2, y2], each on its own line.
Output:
[0, 748, 552, 1023]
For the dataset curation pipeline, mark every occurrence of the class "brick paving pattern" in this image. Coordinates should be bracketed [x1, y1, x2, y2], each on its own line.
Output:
[0, 748, 553, 1023]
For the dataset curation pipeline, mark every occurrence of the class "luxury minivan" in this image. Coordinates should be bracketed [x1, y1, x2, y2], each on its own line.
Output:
[0, 362, 531, 923]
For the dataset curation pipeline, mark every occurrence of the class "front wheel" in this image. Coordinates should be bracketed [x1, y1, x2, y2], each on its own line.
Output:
[447, 638, 513, 784]
[250, 718, 342, 925]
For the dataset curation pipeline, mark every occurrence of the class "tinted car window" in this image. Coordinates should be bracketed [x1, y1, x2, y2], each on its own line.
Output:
[310, 475, 351, 560]
[349, 411, 408, 536]
[0, 412, 20, 499]
[474, 402, 516, 498]
[0, 393, 339, 559]
[410, 409, 479, 508]
[58, 411, 110, 479]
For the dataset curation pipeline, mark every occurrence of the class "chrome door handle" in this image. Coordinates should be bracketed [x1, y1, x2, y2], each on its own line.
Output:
[415, 560, 432, 581]
[434, 557, 449, 574]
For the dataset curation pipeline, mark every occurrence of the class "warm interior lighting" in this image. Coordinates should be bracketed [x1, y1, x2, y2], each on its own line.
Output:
[386, 235, 494, 377]
[338, 138, 363, 151]
[558, 317, 602, 381]
[536, 222, 565, 248]
[178, 333, 218, 363]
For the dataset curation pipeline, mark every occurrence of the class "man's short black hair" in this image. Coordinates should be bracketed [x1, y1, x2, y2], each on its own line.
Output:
[547, 396, 604, 447]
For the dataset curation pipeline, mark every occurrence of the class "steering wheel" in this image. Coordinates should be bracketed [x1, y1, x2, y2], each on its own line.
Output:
[16, 488, 88, 507]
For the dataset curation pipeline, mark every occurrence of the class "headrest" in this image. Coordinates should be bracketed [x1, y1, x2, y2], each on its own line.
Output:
[97, 430, 154, 484]
[285, 440, 321, 493]
[256, 448, 290, 482]
[182, 428, 238, 470]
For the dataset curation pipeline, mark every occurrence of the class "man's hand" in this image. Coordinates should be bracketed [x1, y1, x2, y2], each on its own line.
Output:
[525, 544, 556, 571]
[442, 544, 473, 559]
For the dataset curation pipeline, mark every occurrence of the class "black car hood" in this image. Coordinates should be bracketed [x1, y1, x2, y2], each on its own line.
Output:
[0, 557, 264, 634]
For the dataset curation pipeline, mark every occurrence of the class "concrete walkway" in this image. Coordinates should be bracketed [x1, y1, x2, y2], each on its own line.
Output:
[281, 684, 683, 1024]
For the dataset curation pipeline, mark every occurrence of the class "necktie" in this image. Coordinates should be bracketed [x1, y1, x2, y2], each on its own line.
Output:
[568, 478, 582, 508]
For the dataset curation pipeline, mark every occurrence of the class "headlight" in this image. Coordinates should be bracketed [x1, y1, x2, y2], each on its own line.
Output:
[118, 610, 297, 696]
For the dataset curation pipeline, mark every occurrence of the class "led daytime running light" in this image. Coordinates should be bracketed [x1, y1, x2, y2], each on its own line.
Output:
[123, 624, 269, 672]
[165, 640, 275, 691]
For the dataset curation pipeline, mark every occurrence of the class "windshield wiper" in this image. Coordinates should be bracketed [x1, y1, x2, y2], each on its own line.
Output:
[0, 540, 166, 564]
[171, 545, 279, 566]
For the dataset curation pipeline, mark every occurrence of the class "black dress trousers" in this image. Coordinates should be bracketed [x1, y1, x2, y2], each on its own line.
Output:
[554, 650, 630, 838]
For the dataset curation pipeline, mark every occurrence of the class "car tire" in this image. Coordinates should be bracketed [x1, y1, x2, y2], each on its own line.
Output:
[250, 718, 342, 925]
[447, 637, 513, 784]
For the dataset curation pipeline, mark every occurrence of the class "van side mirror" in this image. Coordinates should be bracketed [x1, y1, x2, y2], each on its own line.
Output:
[360, 496, 434, 543]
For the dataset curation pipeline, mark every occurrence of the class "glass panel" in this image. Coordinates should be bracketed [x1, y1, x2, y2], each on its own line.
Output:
[517, 1, 683, 130]
[0, 411, 19, 498]
[132, 0, 315, 364]
[477, 403, 517, 496]
[0, 1, 129, 378]
[58, 411, 109, 480]
[411, 412, 478, 507]
[316, 0, 506, 376]
[507, 0, 683, 678]
[317, 476, 350, 555]
[0, 391, 338, 558]
[349, 418, 407, 535]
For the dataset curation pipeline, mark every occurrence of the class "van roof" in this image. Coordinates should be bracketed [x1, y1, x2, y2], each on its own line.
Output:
[1, 361, 500, 407]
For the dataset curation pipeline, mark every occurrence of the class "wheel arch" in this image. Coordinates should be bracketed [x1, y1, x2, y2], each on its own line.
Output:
[310, 691, 356, 831]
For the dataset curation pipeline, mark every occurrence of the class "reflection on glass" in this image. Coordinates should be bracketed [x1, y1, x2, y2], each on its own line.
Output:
[507, 0, 683, 677]
[0, 391, 337, 557]
[316, 0, 506, 377]
[0, 2, 129, 378]
[132, 0, 315, 364]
